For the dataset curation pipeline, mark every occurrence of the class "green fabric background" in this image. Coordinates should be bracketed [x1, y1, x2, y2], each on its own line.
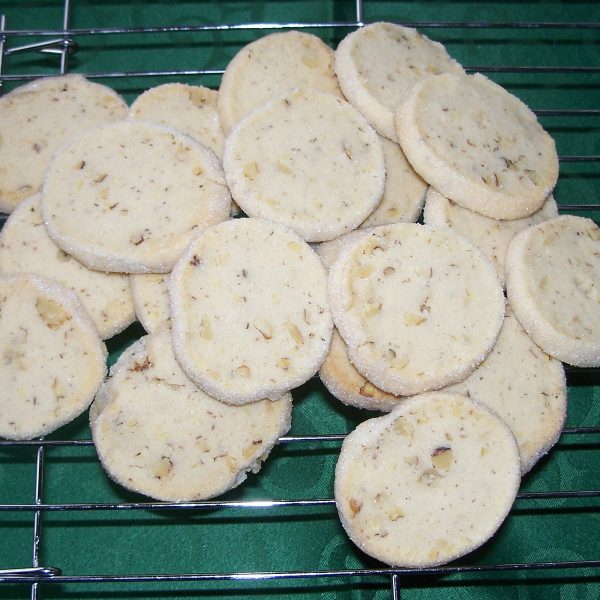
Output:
[0, 1, 598, 599]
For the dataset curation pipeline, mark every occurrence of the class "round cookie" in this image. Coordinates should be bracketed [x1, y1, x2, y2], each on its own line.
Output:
[443, 306, 567, 474]
[129, 273, 170, 334]
[0, 74, 128, 213]
[360, 137, 427, 228]
[328, 223, 504, 396]
[506, 215, 600, 367]
[218, 30, 341, 135]
[91, 327, 292, 501]
[0, 195, 135, 339]
[42, 120, 231, 273]
[396, 73, 559, 220]
[170, 218, 333, 405]
[423, 188, 559, 287]
[335, 392, 520, 567]
[0, 274, 107, 440]
[335, 22, 464, 142]
[129, 83, 225, 159]
[316, 228, 373, 271]
[223, 89, 385, 242]
[319, 328, 402, 412]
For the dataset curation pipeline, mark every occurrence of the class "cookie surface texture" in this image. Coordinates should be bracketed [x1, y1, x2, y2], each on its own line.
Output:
[224, 89, 385, 242]
[444, 306, 567, 473]
[0, 274, 107, 440]
[0, 74, 128, 213]
[335, 392, 520, 567]
[218, 30, 341, 135]
[129, 83, 225, 159]
[423, 188, 558, 287]
[396, 73, 558, 220]
[335, 22, 464, 142]
[328, 223, 504, 395]
[129, 273, 170, 334]
[170, 218, 333, 404]
[42, 120, 231, 273]
[0, 195, 135, 339]
[91, 327, 292, 501]
[505, 215, 600, 367]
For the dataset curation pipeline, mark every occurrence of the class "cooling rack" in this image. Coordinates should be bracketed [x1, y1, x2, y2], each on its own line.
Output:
[0, 1, 599, 599]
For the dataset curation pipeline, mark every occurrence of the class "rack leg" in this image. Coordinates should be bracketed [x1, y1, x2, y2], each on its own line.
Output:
[31, 445, 45, 600]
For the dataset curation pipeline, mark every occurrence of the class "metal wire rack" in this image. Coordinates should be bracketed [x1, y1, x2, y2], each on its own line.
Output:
[0, 1, 599, 599]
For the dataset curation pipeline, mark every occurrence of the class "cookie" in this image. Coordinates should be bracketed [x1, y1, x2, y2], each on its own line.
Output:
[328, 223, 504, 395]
[443, 306, 567, 473]
[360, 137, 427, 228]
[315, 228, 372, 271]
[129, 273, 170, 334]
[129, 83, 225, 159]
[0, 274, 107, 440]
[0, 195, 135, 339]
[42, 120, 231, 273]
[335, 392, 520, 567]
[505, 215, 600, 367]
[0, 74, 127, 213]
[218, 30, 341, 135]
[170, 218, 332, 404]
[335, 22, 464, 142]
[396, 73, 559, 220]
[91, 327, 292, 501]
[223, 89, 385, 242]
[319, 328, 402, 412]
[423, 188, 558, 287]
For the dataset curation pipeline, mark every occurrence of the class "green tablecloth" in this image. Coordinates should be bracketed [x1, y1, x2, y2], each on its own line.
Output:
[0, 1, 598, 599]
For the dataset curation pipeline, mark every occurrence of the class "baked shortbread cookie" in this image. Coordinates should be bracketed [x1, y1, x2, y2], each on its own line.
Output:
[335, 392, 520, 567]
[0, 74, 127, 213]
[218, 30, 341, 135]
[0, 274, 107, 440]
[335, 22, 464, 142]
[328, 224, 504, 395]
[91, 327, 292, 501]
[319, 328, 402, 412]
[444, 306, 567, 474]
[129, 273, 170, 334]
[0, 195, 135, 339]
[360, 137, 427, 227]
[42, 121, 231, 273]
[224, 89, 385, 242]
[129, 83, 225, 159]
[170, 218, 333, 404]
[423, 188, 559, 287]
[396, 73, 559, 220]
[316, 228, 372, 271]
[506, 215, 600, 367]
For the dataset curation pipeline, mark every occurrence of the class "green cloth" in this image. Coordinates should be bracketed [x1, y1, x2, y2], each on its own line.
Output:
[0, 1, 598, 599]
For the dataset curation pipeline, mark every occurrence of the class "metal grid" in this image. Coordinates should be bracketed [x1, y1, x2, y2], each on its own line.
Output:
[0, 0, 599, 598]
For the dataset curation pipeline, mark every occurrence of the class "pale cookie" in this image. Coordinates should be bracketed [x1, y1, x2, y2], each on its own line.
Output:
[0, 195, 135, 339]
[42, 120, 231, 273]
[335, 392, 520, 567]
[0, 74, 127, 213]
[316, 228, 372, 271]
[360, 137, 426, 227]
[0, 274, 107, 440]
[335, 22, 464, 142]
[506, 215, 600, 367]
[423, 188, 558, 287]
[224, 89, 385, 242]
[396, 73, 559, 220]
[443, 306, 566, 473]
[319, 328, 402, 412]
[218, 30, 341, 135]
[129, 273, 170, 334]
[91, 327, 292, 501]
[129, 83, 225, 159]
[170, 218, 332, 405]
[328, 223, 504, 395]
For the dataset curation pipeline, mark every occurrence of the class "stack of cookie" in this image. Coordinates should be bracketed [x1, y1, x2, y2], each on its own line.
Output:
[0, 21, 598, 569]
